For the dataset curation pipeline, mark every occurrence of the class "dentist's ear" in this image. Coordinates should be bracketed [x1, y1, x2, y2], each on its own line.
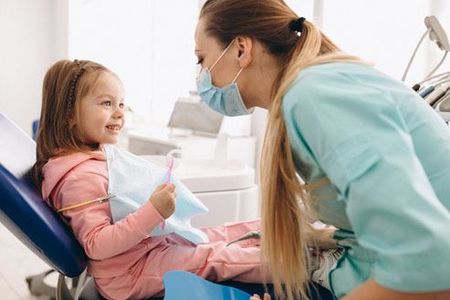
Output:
[236, 36, 252, 68]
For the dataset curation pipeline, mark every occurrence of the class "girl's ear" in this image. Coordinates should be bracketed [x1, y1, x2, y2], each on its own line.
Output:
[68, 113, 77, 128]
[235, 36, 253, 68]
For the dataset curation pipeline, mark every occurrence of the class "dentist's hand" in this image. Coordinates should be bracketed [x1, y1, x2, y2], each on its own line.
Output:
[150, 183, 176, 219]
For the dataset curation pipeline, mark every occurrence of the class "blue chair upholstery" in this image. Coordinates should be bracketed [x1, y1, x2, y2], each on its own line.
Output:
[0, 113, 87, 275]
[0, 113, 90, 299]
[163, 271, 335, 300]
[163, 271, 251, 300]
[32, 119, 40, 141]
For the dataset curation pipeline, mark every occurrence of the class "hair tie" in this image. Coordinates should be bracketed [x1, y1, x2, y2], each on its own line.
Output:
[289, 17, 306, 36]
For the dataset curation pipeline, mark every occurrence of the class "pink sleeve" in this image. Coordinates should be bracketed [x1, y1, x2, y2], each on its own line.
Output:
[53, 165, 164, 260]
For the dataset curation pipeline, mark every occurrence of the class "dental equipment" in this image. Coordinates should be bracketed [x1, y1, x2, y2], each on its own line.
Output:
[416, 71, 450, 87]
[160, 155, 175, 231]
[425, 16, 450, 52]
[166, 155, 174, 184]
[418, 85, 435, 98]
[424, 83, 450, 105]
[402, 29, 430, 82]
[226, 230, 261, 247]
[57, 194, 116, 213]
[403, 16, 449, 83]
[434, 91, 450, 112]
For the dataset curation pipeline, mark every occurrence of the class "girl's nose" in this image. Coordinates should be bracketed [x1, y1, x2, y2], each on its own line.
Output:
[113, 106, 124, 118]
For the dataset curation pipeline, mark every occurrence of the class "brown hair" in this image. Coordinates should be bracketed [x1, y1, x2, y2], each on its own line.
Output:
[31, 59, 111, 189]
[200, 1, 362, 299]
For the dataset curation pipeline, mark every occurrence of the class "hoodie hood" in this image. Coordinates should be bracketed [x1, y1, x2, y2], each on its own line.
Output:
[41, 150, 105, 201]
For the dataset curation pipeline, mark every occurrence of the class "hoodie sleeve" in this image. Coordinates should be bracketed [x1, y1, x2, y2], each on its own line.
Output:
[53, 159, 164, 260]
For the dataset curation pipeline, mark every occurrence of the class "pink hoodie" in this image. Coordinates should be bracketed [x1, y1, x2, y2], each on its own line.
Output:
[42, 151, 267, 299]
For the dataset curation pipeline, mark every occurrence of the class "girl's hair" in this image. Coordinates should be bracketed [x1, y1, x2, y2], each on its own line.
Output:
[31, 59, 111, 189]
[200, 1, 362, 299]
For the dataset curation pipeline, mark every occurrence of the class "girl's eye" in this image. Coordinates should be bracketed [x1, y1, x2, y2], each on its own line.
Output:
[119, 103, 125, 109]
[102, 101, 112, 107]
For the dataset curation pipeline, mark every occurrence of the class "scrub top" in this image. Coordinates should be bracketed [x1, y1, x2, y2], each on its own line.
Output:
[281, 62, 450, 298]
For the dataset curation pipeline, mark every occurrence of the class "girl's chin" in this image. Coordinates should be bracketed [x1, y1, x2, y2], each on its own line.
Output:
[103, 139, 119, 145]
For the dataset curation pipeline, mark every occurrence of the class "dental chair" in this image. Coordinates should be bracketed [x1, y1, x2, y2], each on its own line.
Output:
[0, 113, 263, 300]
[0, 113, 334, 300]
[0, 112, 97, 300]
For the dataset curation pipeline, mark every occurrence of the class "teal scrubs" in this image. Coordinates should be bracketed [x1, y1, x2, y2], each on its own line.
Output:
[282, 62, 450, 298]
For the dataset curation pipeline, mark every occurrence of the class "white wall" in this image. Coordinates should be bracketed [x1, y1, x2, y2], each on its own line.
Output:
[430, 0, 450, 74]
[321, 0, 432, 84]
[251, 0, 448, 181]
[1, 0, 449, 138]
[287, 0, 434, 83]
[69, 0, 198, 126]
[0, 0, 68, 136]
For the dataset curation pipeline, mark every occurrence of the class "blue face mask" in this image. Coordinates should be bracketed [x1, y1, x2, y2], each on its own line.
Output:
[196, 40, 252, 116]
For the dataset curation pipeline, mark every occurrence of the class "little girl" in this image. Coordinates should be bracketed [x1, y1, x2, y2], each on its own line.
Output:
[31, 59, 273, 299]
[31, 59, 337, 300]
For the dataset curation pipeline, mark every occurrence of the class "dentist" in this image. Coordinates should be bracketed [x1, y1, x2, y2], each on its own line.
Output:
[195, 0, 450, 299]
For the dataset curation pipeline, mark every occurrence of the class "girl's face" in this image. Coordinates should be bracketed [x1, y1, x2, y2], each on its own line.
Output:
[77, 71, 125, 145]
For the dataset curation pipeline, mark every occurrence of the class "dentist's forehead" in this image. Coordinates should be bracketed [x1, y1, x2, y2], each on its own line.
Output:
[195, 20, 223, 53]
[194, 19, 206, 49]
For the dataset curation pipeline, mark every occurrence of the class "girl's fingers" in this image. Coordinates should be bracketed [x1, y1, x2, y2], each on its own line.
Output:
[155, 183, 167, 191]
[164, 183, 176, 192]
[264, 293, 271, 300]
[250, 295, 261, 300]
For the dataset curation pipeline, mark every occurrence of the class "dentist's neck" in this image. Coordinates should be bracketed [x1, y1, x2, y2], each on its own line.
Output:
[240, 47, 282, 110]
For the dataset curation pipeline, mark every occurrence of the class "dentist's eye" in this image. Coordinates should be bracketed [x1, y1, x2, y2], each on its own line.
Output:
[196, 58, 204, 65]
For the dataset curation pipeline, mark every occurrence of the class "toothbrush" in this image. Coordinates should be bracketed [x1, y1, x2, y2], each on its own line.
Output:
[226, 230, 261, 246]
[160, 155, 174, 231]
[165, 155, 174, 184]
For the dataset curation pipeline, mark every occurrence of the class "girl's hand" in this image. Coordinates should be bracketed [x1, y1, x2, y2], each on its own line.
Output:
[250, 293, 271, 300]
[149, 183, 176, 219]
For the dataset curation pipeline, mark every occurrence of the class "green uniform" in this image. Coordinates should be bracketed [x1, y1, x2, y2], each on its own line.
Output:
[282, 62, 450, 298]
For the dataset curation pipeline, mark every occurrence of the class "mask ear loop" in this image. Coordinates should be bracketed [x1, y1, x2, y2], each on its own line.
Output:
[232, 68, 243, 83]
[195, 41, 235, 79]
[209, 39, 236, 71]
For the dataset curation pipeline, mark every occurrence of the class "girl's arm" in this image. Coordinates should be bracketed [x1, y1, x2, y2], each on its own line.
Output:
[56, 168, 164, 260]
[343, 279, 450, 300]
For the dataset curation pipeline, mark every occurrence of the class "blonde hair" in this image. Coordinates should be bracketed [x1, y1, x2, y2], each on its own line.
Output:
[201, 1, 362, 299]
[31, 59, 112, 189]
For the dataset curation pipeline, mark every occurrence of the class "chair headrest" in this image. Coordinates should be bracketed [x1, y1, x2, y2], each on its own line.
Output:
[0, 113, 87, 277]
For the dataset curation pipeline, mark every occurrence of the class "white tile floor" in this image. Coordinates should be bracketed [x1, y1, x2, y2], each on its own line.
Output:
[0, 223, 53, 300]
